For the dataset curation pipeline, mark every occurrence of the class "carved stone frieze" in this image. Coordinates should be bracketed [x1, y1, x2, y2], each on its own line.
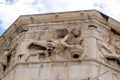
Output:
[0, 10, 120, 80]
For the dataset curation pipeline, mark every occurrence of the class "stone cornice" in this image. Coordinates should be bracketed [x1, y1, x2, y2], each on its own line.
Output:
[0, 9, 120, 47]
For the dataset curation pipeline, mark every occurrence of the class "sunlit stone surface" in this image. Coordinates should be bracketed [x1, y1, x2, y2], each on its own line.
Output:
[0, 10, 120, 80]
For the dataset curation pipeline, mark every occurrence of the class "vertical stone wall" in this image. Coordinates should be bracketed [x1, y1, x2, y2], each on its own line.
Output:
[0, 15, 120, 80]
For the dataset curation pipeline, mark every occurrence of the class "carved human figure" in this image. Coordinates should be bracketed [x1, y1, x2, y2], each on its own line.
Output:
[109, 33, 120, 52]
[0, 51, 9, 75]
[98, 41, 116, 54]
[51, 28, 69, 53]
[18, 28, 84, 61]
[53, 28, 68, 39]
[98, 33, 120, 61]
[38, 28, 69, 59]
[16, 41, 29, 62]
[45, 41, 66, 60]
[9, 49, 16, 67]
[53, 27, 84, 59]
[24, 40, 56, 61]
[60, 27, 83, 51]
[0, 62, 3, 77]
[33, 28, 68, 58]
[114, 35, 120, 55]
[23, 40, 46, 61]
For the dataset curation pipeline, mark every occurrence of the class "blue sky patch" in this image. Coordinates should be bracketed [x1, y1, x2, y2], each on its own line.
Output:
[0, 20, 5, 36]
[0, 27, 5, 36]
[5, 0, 15, 5]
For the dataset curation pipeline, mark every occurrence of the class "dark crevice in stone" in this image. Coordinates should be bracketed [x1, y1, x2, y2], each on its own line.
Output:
[29, 43, 46, 50]
[47, 49, 53, 56]
[39, 53, 45, 59]
[7, 54, 11, 66]
[20, 29, 28, 33]
[2, 64, 6, 72]
[111, 28, 120, 36]
[106, 57, 120, 66]
[100, 12, 109, 21]
[88, 25, 97, 28]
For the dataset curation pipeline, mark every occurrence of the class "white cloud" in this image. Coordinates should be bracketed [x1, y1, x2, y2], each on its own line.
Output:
[0, 0, 46, 29]
[93, 0, 120, 20]
[0, 0, 120, 31]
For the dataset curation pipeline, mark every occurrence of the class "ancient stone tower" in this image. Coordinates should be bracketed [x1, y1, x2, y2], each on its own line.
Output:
[0, 10, 120, 80]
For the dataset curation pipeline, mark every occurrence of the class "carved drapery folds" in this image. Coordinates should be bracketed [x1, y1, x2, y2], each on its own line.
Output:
[98, 31, 120, 66]
[1, 23, 120, 77]
[60, 27, 83, 59]
[24, 27, 84, 61]
[1, 10, 120, 80]
[0, 25, 85, 75]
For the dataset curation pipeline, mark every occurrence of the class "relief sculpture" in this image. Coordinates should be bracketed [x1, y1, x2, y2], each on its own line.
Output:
[60, 27, 84, 59]
[98, 32, 120, 65]
[1, 10, 120, 80]
[0, 51, 9, 76]
[0, 26, 85, 74]
[25, 28, 68, 61]
[24, 27, 84, 61]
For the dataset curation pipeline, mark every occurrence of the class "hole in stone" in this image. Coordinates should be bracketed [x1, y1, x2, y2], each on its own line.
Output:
[73, 54, 79, 59]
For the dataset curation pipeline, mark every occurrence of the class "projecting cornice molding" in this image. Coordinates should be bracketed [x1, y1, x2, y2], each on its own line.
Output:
[0, 9, 120, 47]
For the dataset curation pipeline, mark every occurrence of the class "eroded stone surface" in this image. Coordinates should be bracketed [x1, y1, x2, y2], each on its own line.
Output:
[0, 10, 120, 80]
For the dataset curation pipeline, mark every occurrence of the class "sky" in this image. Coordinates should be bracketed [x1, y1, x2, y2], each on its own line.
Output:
[0, 0, 120, 36]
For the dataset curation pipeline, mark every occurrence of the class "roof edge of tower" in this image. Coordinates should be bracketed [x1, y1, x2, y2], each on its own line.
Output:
[0, 9, 120, 47]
